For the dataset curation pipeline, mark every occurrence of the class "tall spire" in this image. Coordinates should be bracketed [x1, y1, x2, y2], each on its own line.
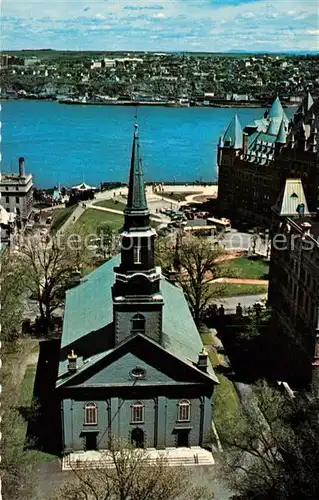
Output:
[126, 124, 148, 213]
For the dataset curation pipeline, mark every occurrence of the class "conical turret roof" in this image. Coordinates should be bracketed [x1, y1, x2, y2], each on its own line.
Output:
[269, 96, 285, 119]
[276, 119, 287, 144]
[223, 114, 243, 149]
[267, 118, 278, 135]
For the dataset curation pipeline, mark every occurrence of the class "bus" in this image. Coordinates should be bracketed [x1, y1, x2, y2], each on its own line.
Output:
[206, 217, 231, 232]
[183, 224, 216, 236]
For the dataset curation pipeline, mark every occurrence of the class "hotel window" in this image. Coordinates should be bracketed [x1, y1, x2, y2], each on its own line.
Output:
[16, 197, 19, 204]
[131, 401, 144, 423]
[5, 196, 9, 204]
[131, 314, 145, 334]
[133, 245, 142, 264]
[84, 402, 97, 425]
[178, 399, 191, 422]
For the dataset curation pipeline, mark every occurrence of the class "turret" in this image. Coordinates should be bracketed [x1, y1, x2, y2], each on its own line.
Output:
[222, 114, 243, 149]
[275, 119, 287, 154]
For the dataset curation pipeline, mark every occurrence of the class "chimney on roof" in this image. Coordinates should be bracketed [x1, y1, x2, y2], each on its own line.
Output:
[300, 221, 311, 236]
[197, 347, 208, 372]
[67, 350, 77, 374]
[18, 157, 25, 177]
[242, 132, 249, 155]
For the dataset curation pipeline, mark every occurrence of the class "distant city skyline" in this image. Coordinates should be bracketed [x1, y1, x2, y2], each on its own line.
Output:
[2, 0, 319, 53]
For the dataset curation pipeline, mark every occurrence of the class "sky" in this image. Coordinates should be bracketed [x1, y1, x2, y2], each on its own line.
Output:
[2, 0, 319, 53]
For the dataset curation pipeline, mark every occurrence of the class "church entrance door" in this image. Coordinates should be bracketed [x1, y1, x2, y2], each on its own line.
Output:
[177, 429, 189, 447]
[131, 427, 144, 448]
[85, 433, 97, 451]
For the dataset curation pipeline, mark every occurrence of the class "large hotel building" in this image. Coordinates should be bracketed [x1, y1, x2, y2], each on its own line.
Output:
[217, 93, 318, 228]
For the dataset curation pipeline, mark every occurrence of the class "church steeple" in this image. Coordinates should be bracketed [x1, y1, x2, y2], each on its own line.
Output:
[112, 122, 164, 347]
[124, 124, 150, 231]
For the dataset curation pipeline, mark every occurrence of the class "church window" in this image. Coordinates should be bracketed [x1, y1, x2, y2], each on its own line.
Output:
[131, 314, 145, 334]
[133, 245, 142, 264]
[178, 400, 191, 422]
[131, 401, 144, 423]
[85, 403, 97, 425]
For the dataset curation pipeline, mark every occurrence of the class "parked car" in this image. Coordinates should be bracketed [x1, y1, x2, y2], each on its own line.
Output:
[46, 216, 53, 224]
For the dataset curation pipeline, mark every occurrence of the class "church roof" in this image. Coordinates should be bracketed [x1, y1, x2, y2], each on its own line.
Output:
[223, 114, 243, 148]
[274, 178, 310, 217]
[126, 124, 148, 212]
[58, 254, 217, 382]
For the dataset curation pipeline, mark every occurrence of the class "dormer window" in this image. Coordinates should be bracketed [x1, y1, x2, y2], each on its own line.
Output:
[134, 245, 142, 264]
[131, 314, 145, 334]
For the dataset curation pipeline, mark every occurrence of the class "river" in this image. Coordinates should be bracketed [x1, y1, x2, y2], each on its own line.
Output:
[1, 100, 293, 188]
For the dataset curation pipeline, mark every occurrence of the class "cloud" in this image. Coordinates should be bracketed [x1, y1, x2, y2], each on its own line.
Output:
[1, 0, 318, 52]
[152, 12, 166, 19]
[124, 4, 164, 11]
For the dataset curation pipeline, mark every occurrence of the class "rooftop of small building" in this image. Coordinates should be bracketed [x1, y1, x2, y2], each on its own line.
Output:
[0, 173, 32, 184]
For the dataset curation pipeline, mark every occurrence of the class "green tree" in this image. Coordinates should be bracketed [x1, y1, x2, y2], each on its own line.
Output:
[0, 249, 26, 343]
[96, 223, 116, 261]
[222, 381, 319, 500]
[19, 230, 94, 334]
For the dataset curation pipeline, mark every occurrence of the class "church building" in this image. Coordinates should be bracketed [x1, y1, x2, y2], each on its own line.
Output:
[56, 124, 218, 454]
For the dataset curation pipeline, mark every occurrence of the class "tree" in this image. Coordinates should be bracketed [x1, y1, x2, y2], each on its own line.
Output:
[18, 230, 94, 334]
[222, 380, 319, 500]
[174, 234, 227, 325]
[51, 439, 214, 500]
[0, 249, 26, 343]
[96, 223, 117, 261]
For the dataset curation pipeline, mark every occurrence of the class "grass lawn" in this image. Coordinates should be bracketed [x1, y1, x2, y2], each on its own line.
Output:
[16, 361, 58, 464]
[94, 199, 126, 211]
[74, 208, 124, 233]
[162, 191, 198, 202]
[208, 350, 242, 439]
[51, 205, 77, 233]
[217, 283, 268, 297]
[220, 257, 269, 280]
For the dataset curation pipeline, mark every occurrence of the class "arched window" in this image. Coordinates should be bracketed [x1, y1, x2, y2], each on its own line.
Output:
[85, 402, 97, 425]
[178, 400, 191, 422]
[131, 314, 145, 334]
[131, 401, 144, 423]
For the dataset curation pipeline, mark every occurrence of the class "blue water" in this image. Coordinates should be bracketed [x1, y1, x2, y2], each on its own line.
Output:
[1, 100, 289, 188]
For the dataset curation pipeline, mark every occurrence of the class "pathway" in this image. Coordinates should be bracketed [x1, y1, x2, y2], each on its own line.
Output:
[211, 277, 268, 285]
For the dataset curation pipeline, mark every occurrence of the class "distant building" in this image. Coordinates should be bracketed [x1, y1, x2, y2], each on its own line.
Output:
[0, 54, 24, 67]
[268, 180, 319, 388]
[0, 157, 33, 225]
[217, 93, 318, 227]
[56, 124, 218, 456]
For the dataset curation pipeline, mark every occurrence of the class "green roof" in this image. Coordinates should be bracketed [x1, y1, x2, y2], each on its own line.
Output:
[59, 255, 217, 382]
[269, 96, 288, 121]
[276, 119, 287, 144]
[223, 113, 243, 148]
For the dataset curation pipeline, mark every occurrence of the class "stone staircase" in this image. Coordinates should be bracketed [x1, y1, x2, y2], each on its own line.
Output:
[62, 446, 214, 471]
